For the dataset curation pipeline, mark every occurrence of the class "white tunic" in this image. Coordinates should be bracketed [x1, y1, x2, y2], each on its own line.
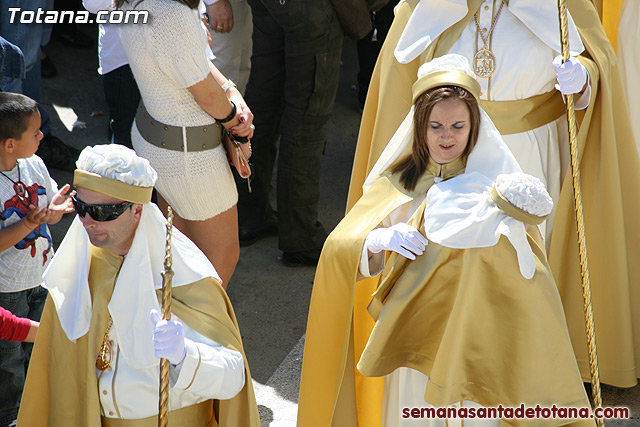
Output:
[450, 0, 583, 245]
[97, 313, 245, 419]
[395, 0, 589, 246]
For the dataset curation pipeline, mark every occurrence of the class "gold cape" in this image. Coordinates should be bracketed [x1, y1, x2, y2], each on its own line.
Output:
[346, 0, 640, 388]
[298, 164, 594, 426]
[17, 247, 260, 427]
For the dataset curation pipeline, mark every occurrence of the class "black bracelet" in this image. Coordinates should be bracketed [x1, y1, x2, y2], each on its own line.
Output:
[215, 101, 236, 124]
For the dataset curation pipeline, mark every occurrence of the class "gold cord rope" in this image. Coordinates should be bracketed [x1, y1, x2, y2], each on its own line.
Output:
[158, 207, 174, 427]
[557, 1, 604, 425]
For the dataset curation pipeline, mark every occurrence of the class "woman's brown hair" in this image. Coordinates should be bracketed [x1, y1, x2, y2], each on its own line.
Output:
[389, 86, 480, 191]
[114, 0, 200, 9]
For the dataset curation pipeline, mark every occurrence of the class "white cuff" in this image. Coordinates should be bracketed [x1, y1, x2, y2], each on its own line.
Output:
[574, 76, 591, 110]
[359, 242, 385, 278]
[203, 0, 221, 5]
[172, 338, 200, 389]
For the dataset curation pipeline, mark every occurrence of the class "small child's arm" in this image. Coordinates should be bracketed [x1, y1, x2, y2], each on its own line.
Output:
[0, 306, 39, 342]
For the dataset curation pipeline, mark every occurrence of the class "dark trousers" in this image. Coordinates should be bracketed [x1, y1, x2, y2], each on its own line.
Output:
[357, 1, 395, 108]
[103, 64, 141, 148]
[240, 0, 343, 253]
[0, 286, 48, 427]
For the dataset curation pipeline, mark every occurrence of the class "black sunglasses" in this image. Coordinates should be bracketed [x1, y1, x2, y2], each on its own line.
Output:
[71, 194, 134, 222]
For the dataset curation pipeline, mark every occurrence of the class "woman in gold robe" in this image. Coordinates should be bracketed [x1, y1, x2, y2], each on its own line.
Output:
[298, 55, 594, 427]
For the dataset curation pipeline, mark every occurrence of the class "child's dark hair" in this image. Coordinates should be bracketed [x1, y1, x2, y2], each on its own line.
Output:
[0, 93, 39, 142]
[389, 86, 480, 191]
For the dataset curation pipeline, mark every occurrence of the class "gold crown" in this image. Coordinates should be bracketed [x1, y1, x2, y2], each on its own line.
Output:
[412, 70, 481, 104]
[74, 170, 153, 204]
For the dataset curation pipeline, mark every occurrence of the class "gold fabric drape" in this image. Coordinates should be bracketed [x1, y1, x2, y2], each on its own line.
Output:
[299, 166, 595, 426]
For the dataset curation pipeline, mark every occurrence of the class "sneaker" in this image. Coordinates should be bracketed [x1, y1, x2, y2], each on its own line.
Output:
[36, 134, 80, 173]
[282, 247, 322, 267]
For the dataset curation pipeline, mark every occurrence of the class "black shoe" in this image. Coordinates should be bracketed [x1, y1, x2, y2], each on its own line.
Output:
[282, 247, 322, 267]
[239, 215, 278, 247]
[41, 55, 57, 78]
[55, 30, 92, 49]
[36, 134, 81, 173]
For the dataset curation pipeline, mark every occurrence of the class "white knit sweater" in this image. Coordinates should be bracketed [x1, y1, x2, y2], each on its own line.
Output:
[119, 0, 214, 127]
[119, 0, 237, 220]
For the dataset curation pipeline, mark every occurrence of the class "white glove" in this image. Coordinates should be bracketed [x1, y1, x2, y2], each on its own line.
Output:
[365, 223, 428, 260]
[552, 55, 588, 95]
[150, 309, 187, 366]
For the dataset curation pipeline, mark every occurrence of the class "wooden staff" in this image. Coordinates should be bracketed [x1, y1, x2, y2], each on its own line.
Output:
[557, 1, 604, 424]
[159, 207, 174, 427]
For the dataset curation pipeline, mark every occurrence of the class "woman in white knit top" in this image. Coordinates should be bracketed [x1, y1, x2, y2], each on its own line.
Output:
[117, 0, 254, 287]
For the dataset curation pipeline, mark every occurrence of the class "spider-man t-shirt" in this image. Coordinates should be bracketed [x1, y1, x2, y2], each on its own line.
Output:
[0, 155, 58, 292]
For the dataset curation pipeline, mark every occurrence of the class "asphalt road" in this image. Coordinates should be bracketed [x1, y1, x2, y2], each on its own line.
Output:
[39, 23, 639, 426]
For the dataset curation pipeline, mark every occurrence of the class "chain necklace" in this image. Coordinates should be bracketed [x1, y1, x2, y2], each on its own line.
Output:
[96, 316, 114, 370]
[473, 0, 506, 78]
[0, 160, 29, 202]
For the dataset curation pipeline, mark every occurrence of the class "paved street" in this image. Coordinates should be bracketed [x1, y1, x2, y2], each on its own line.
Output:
[39, 23, 639, 426]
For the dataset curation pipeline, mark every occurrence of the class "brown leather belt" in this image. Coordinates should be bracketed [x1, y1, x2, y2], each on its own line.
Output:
[135, 103, 222, 152]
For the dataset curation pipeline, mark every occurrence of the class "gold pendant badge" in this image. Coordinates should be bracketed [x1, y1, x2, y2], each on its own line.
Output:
[473, 47, 497, 78]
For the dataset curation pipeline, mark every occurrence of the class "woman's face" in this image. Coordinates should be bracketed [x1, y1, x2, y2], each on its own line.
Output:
[425, 98, 471, 164]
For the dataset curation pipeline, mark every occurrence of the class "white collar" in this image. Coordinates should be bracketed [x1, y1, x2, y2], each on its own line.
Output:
[394, 0, 584, 64]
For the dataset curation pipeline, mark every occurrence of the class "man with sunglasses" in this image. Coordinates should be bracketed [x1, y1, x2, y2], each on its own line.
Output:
[17, 145, 260, 427]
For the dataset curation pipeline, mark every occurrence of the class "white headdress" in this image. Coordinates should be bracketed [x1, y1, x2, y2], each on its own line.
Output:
[44, 145, 219, 369]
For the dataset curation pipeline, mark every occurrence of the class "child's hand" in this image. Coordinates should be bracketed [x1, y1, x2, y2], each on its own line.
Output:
[48, 184, 75, 215]
[22, 205, 56, 229]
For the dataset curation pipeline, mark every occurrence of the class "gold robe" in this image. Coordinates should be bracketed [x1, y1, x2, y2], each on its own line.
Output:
[298, 161, 593, 426]
[17, 247, 260, 427]
[347, 0, 640, 387]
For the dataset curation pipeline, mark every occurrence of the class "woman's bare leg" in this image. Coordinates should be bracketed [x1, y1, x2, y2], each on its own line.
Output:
[157, 194, 239, 289]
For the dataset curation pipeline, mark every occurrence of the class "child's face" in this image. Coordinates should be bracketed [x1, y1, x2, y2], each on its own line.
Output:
[13, 111, 44, 159]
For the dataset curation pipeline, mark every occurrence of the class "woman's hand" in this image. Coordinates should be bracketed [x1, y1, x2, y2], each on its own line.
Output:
[225, 87, 254, 140]
[364, 223, 428, 260]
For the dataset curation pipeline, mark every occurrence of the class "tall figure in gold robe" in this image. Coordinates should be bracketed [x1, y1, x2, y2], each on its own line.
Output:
[346, 0, 640, 389]
[17, 145, 260, 427]
[298, 54, 595, 427]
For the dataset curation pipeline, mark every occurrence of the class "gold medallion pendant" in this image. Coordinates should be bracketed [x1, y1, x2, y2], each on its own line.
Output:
[473, 0, 505, 79]
[473, 47, 497, 78]
[96, 340, 113, 370]
[96, 317, 114, 370]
